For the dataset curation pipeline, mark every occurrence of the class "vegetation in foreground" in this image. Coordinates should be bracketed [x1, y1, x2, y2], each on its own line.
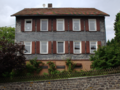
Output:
[90, 12, 120, 69]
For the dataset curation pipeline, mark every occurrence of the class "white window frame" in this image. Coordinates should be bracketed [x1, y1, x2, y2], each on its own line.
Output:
[24, 41, 32, 54]
[90, 41, 97, 54]
[73, 41, 81, 54]
[72, 19, 81, 31]
[57, 41, 65, 54]
[25, 19, 32, 31]
[40, 41, 48, 54]
[56, 19, 65, 31]
[88, 19, 97, 31]
[40, 19, 48, 31]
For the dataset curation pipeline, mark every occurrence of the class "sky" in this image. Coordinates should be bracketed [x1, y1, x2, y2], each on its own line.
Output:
[0, 0, 120, 41]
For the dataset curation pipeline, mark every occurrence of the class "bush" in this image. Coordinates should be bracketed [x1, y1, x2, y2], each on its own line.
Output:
[26, 57, 44, 76]
[0, 37, 26, 77]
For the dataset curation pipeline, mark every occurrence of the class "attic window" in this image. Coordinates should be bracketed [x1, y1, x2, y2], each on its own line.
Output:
[25, 19, 32, 31]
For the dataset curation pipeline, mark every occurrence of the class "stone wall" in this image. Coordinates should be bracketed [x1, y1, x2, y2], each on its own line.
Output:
[0, 73, 120, 90]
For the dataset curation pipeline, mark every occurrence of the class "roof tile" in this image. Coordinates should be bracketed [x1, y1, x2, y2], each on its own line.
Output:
[11, 8, 109, 16]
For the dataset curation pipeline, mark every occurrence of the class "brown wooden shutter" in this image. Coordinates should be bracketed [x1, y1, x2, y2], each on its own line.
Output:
[53, 41, 56, 54]
[69, 19, 72, 31]
[97, 19, 100, 31]
[81, 19, 84, 31]
[37, 19, 40, 31]
[70, 41, 73, 54]
[85, 19, 89, 31]
[65, 19, 68, 31]
[65, 41, 68, 54]
[82, 41, 85, 54]
[48, 19, 51, 31]
[32, 41, 35, 54]
[98, 41, 101, 48]
[48, 41, 51, 54]
[86, 41, 90, 53]
[53, 19, 56, 31]
[21, 19, 24, 32]
[36, 41, 40, 54]
[32, 19, 35, 32]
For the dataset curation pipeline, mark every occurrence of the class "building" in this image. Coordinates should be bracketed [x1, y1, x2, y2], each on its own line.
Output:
[11, 3, 109, 74]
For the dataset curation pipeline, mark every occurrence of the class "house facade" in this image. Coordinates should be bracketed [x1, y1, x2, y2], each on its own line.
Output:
[12, 4, 109, 74]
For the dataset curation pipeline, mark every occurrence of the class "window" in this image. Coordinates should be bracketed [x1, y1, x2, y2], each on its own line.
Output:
[73, 19, 81, 31]
[40, 41, 48, 54]
[89, 19, 96, 31]
[57, 41, 64, 54]
[40, 19, 48, 31]
[40, 66, 48, 69]
[90, 41, 97, 53]
[24, 42, 32, 54]
[74, 63, 82, 69]
[73, 41, 81, 54]
[25, 19, 32, 31]
[57, 19, 64, 31]
[56, 66, 65, 69]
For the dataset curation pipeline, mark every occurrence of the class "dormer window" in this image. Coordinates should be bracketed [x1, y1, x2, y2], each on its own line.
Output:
[57, 19, 64, 31]
[40, 19, 48, 31]
[25, 19, 32, 31]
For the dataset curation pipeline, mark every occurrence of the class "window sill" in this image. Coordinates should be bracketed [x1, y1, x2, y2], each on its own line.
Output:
[57, 53, 65, 55]
[40, 53, 48, 55]
[89, 30, 97, 32]
[24, 53, 32, 55]
[73, 53, 82, 55]
[40, 30, 48, 32]
[73, 30, 81, 31]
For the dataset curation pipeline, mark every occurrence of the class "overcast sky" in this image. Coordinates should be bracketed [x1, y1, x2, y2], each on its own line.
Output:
[0, 0, 119, 41]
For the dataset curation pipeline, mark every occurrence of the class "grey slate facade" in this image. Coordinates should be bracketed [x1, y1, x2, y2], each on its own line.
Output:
[15, 16, 106, 60]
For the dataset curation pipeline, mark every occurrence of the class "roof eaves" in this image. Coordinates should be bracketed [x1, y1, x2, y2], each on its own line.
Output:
[11, 14, 109, 17]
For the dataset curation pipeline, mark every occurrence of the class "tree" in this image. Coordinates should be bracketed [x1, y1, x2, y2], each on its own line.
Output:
[90, 43, 120, 69]
[90, 12, 120, 69]
[114, 12, 120, 42]
[0, 27, 15, 43]
[0, 37, 26, 77]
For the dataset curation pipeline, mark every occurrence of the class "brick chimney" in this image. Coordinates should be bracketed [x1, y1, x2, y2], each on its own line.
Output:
[48, 3, 52, 8]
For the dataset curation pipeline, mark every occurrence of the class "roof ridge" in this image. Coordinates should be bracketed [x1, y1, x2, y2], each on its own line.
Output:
[24, 8, 96, 9]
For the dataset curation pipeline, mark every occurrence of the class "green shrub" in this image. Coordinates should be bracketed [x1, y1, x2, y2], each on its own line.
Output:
[26, 57, 44, 76]
[66, 59, 75, 72]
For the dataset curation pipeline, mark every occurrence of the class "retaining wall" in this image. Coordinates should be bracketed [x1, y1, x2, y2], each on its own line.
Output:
[0, 73, 120, 90]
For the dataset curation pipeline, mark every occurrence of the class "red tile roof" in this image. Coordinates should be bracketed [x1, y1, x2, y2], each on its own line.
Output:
[11, 8, 109, 16]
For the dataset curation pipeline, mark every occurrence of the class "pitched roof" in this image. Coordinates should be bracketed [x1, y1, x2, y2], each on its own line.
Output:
[11, 8, 109, 16]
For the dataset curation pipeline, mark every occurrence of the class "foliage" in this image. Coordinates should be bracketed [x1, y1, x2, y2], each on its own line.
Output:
[90, 12, 120, 69]
[26, 57, 44, 76]
[0, 37, 26, 77]
[47, 61, 60, 75]
[114, 12, 120, 42]
[90, 42, 120, 69]
[66, 59, 75, 72]
[107, 38, 115, 46]
[0, 27, 15, 43]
